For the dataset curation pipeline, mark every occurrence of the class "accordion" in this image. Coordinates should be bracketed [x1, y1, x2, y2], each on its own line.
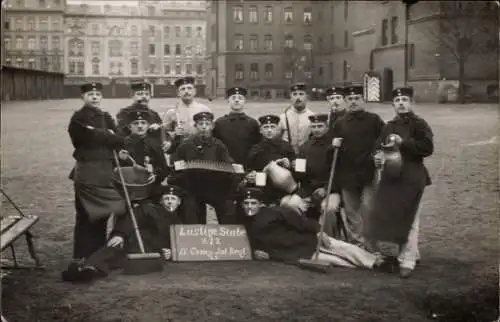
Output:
[173, 160, 245, 174]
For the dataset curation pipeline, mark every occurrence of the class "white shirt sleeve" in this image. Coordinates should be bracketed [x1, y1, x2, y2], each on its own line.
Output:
[279, 113, 289, 142]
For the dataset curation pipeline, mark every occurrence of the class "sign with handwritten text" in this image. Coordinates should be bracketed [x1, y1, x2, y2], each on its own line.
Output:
[169, 225, 252, 261]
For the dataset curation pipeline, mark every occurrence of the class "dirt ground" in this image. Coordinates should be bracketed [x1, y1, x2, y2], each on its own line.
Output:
[1, 99, 498, 322]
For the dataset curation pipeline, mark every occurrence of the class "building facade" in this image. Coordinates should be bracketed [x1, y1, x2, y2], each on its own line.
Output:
[64, 0, 207, 97]
[2, 0, 65, 73]
[207, 0, 498, 102]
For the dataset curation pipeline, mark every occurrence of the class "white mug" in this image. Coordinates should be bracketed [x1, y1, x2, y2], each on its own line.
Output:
[255, 172, 267, 187]
[294, 158, 307, 172]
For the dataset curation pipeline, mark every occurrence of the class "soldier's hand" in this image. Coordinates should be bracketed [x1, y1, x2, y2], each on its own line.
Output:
[162, 141, 172, 153]
[149, 123, 161, 131]
[373, 151, 384, 167]
[107, 129, 115, 134]
[277, 158, 290, 169]
[118, 149, 130, 161]
[332, 137, 343, 148]
[246, 171, 256, 184]
[107, 236, 124, 248]
[254, 250, 270, 260]
[313, 187, 327, 199]
[389, 134, 403, 145]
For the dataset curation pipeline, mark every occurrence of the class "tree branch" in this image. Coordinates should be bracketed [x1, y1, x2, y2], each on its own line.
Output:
[425, 22, 460, 60]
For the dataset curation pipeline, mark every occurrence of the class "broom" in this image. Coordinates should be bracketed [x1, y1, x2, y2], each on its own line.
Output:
[112, 151, 165, 275]
[297, 141, 342, 273]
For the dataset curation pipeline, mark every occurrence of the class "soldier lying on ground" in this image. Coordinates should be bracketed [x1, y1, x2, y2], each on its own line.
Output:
[61, 185, 184, 283]
[240, 187, 395, 271]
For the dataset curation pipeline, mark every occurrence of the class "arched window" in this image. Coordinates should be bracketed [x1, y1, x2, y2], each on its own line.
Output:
[68, 38, 84, 57]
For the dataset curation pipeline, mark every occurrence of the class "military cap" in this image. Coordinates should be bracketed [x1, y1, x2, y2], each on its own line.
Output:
[130, 81, 151, 92]
[174, 76, 195, 88]
[325, 86, 345, 96]
[344, 85, 364, 96]
[80, 82, 103, 94]
[290, 83, 307, 92]
[238, 187, 264, 201]
[308, 114, 329, 123]
[392, 87, 414, 99]
[125, 109, 152, 124]
[226, 86, 248, 98]
[258, 114, 280, 125]
[160, 185, 185, 198]
[193, 111, 214, 122]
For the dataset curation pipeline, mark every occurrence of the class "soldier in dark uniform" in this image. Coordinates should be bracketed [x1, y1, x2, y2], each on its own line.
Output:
[67, 82, 126, 264]
[170, 111, 239, 224]
[325, 86, 347, 132]
[367, 87, 434, 278]
[62, 185, 184, 283]
[246, 115, 297, 205]
[117, 108, 171, 189]
[116, 81, 163, 136]
[213, 87, 261, 167]
[330, 85, 385, 247]
[239, 187, 386, 270]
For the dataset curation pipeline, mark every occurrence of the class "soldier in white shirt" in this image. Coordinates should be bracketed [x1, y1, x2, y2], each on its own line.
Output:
[162, 76, 212, 139]
[279, 83, 315, 153]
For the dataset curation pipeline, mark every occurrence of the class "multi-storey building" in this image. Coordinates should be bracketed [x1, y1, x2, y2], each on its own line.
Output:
[207, 0, 498, 101]
[64, 0, 207, 97]
[2, 0, 65, 73]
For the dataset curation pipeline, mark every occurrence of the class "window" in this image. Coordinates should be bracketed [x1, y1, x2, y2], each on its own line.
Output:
[5, 58, 12, 66]
[196, 64, 203, 74]
[164, 26, 170, 37]
[148, 63, 156, 74]
[391, 16, 399, 44]
[92, 57, 100, 75]
[304, 35, 312, 51]
[195, 45, 203, 56]
[16, 58, 24, 68]
[109, 62, 123, 75]
[285, 34, 294, 48]
[344, 0, 348, 20]
[249, 6, 258, 23]
[344, 30, 348, 48]
[408, 43, 415, 68]
[39, 0, 46, 7]
[284, 7, 293, 24]
[343, 60, 348, 80]
[28, 37, 36, 50]
[265, 63, 273, 79]
[284, 70, 292, 79]
[175, 44, 181, 55]
[319, 67, 323, 76]
[39, 17, 48, 30]
[131, 25, 138, 36]
[185, 45, 192, 56]
[186, 64, 192, 75]
[130, 41, 139, 55]
[330, 34, 335, 51]
[175, 63, 181, 75]
[149, 25, 155, 37]
[149, 44, 155, 55]
[329, 62, 333, 78]
[52, 36, 60, 51]
[164, 64, 171, 75]
[16, 18, 23, 31]
[318, 36, 323, 52]
[381, 19, 388, 46]
[235, 63, 244, 80]
[264, 34, 273, 51]
[147, 5, 155, 16]
[164, 44, 170, 55]
[69, 38, 84, 57]
[250, 34, 258, 51]
[4, 37, 11, 50]
[27, 18, 35, 30]
[233, 6, 243, 23]
[53, 57, 61, 72]
[196, 26, 202, 37]
[40, 36, 48, 50]
[28, 58, 35, 70]
[91, 41, 100, 55]
[264, 6, 273, 23]
[175, 26, 181, 37]
[51, 18, 60, 31]
[130, 59, 138, 75]
[250, 63, 259, 80]
[68, 61, 76, 74]
[318, 11, 322, 22]
[186, 26, 192, 38]
[109, 40, 123, 57]
[303, 8, 312, 25]
[16, 0, 24, 6]
[15, 36, 24, 49]
[76, 61, 84, 75]
[234, 34, 243, 51]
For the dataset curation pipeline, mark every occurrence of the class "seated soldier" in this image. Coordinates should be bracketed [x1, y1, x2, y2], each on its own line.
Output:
[170, 111, 240, 225]
[61, 185, 184, 283]
[117, 109, 171, 189]
[239, 187, 392, 270]
[246, 114, 297, 206]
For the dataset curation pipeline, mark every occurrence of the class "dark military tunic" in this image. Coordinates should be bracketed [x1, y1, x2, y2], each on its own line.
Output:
[247, 138, 297, 204]
[330, 110, 385, 189]
[244, 206, 320, 263]
[213, 112, 261, 167]
[170, 135, 238, 224]
[366, 112, 434, 244]
[116, 103, 162, 136]
[68, 105, 126, 259]
[328, 109, 347, 131]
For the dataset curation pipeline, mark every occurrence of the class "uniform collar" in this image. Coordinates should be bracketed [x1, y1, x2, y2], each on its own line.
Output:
[395, 111, 414, 123]
[193, 134, 214, 146]
[82, 105, 104, 114]
[346, 110, 365, 120]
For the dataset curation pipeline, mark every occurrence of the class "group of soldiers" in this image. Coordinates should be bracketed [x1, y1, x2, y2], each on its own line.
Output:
[62, 76, 434, 282]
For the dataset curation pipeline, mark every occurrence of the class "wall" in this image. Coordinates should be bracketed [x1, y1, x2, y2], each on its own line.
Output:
[1, 66, 64, 101]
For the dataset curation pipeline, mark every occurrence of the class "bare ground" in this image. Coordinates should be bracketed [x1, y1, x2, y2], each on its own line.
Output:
[1, 99, 498, 322]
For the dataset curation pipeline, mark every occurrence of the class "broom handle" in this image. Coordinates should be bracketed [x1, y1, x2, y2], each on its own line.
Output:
[113, 151, 146, 254]
[313, 146, 340, 260]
